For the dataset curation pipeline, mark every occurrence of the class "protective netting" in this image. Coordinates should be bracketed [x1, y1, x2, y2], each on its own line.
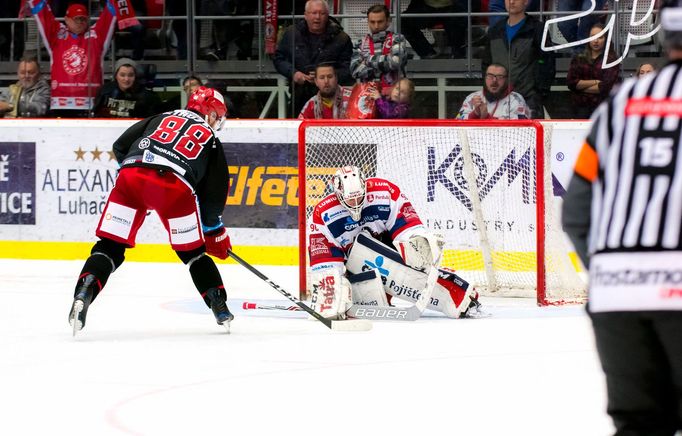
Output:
[300, 121, 586, 304]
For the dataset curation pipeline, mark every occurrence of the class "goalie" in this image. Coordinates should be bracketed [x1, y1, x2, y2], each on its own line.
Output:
[308, 165, 483, 320]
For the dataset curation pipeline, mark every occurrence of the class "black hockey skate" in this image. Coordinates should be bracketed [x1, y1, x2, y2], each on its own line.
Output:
[460, 292, 491, 319]
[205, 287, 234, 332]
[68, 274, 98, 336]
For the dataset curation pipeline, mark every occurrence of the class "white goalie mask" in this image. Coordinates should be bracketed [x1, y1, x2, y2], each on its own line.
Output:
[332, 166, 366, 221]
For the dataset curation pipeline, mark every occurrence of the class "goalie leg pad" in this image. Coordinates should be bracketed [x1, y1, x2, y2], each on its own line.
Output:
[309, 269, 352, 320]
[433, 268, 475, 318]
[348, 270, 388, 306]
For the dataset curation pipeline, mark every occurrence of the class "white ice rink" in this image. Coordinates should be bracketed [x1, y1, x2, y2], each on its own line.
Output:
[1, 259, 614, 436]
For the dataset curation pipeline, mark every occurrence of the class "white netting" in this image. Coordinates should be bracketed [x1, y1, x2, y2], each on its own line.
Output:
[300, 121, 586, 304]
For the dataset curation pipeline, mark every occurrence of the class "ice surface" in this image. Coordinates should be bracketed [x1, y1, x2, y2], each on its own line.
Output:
[0, 259, 613, 436]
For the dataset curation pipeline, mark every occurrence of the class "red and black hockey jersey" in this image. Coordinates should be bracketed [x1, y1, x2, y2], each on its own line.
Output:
[113, 109, 229, 230]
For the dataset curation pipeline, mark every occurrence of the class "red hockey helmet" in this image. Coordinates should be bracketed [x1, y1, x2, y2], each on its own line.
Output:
[186, 86, 227, 130]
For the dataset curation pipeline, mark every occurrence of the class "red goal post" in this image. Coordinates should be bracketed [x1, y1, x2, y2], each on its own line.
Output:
[298, 119, 586, 306]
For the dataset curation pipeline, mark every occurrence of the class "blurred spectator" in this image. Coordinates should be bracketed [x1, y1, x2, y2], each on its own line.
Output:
[350, 4, 407, 94]
[566, 23, 621, 119]
[482, 0, 555, 118]
[92, 58, 161, 118]
[488, 0, 538, 27]
[636, 62, 656, 77]
[557, 0, 606, 50]
[368, 77, 414, 119]
[400, 0, 467, 58]
[0, 57, 50, 118]
[273, 0, 353, 117]
[201, 0, 256, 61]
[0, 0, 24, 61]
[298, 63, 351, 119]
[26, 1, 117, 117]
[456, 63, 530, 119]
[166, 1, 190, 59]
[183, 76, 203, 98]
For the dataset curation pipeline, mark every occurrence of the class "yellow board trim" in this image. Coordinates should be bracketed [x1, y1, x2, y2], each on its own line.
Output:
[0, 241, 299, 265]
[0, 242, 584, 272]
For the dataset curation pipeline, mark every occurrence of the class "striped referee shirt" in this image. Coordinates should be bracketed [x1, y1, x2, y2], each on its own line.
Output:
[569, 59, 682, 312]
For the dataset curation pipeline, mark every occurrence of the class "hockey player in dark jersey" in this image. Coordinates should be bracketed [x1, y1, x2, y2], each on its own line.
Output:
[68, 87, 234, 335]
[562, 1, 682, 432]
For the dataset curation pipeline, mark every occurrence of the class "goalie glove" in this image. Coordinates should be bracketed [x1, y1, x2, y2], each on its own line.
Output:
[204, 227, 231, 260]
[395, 234, 445, 270]
[309, 268, 352, 320]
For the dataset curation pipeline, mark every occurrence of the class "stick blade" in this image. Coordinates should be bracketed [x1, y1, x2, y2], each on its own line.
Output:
[329, 319, 373, 331]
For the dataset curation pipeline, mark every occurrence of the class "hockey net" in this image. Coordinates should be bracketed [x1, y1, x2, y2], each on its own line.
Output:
[298, 120, 586, 306]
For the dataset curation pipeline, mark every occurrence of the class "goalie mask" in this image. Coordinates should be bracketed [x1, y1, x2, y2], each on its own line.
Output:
[332, 166, 366, 221]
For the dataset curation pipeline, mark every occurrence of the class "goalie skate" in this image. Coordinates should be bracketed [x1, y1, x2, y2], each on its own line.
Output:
[460, 293, 491, 319]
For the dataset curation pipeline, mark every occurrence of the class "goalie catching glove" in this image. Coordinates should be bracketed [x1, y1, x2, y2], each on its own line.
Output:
[395, 233, 445, 271]
[204, 227, 232, 260]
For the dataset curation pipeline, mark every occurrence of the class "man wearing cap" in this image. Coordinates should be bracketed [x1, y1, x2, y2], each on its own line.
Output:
[25, 1, 117, 117]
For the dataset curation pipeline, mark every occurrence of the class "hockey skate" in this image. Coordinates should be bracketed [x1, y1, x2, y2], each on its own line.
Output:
[68, 274, 98, 336]
[205, 287, 234, 333]
[460, 291, 491, 319]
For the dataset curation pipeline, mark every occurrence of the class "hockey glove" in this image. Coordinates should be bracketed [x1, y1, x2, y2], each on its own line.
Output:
[204, 227, 231, 260]
[395, 234, 445, 270]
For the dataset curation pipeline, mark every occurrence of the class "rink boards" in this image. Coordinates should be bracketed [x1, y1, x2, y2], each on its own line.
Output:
[0, 119, 589, 265]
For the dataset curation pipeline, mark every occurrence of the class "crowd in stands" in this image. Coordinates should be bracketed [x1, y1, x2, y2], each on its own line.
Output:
[0, 0, 665, 120]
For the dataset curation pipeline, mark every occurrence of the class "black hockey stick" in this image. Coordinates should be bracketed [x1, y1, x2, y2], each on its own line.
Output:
[227, 250, 371, 331]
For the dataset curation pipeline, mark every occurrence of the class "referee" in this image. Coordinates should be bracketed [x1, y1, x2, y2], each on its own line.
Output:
[562, 1, 682, 434]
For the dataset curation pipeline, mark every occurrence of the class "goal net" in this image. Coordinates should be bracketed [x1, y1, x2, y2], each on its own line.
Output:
[298, 120, 586, 306]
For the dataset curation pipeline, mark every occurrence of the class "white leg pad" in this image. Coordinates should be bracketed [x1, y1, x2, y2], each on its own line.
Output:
[348, 270, 389, 306]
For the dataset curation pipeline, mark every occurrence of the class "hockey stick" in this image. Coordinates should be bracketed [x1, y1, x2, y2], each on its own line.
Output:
[242, 301, 301, 311]
[227, 250, 372, 331]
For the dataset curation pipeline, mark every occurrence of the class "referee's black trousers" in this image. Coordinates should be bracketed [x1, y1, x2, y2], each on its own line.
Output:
[589, 310, 682, 436]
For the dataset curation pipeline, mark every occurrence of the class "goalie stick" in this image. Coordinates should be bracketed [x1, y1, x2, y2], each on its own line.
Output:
[227, 250, 372, 332]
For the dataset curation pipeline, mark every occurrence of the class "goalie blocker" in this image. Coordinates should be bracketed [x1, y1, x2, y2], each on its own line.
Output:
[311, 232, 475, 319]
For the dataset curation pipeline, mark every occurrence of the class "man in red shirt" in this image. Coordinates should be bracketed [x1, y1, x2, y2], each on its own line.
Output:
[27, 1, 117, 117]
[298, 63, 351, 119]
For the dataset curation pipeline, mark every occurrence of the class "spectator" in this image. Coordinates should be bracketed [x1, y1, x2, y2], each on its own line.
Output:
[488, 0, 539, 27]
[298, 63, 352, 119]
[350, 4, 407, 94]
[557, 0, 606, 50]
[456, 63, 530, 119]
[273, 0, 353, 117]
[201, 0, 256, 61]
[566, 23, 621, 119]
[26, 1, 117, 117]
[92, 58, 161, 118]
[183, 75, 203, 99]
[368, 77, 415, 119]
[482, 0, 555, 118]
[400, 0, 467, 59]
[0, 57, 50, 118]
[166, 1, 188, 60]
[636, 62, 656, 77]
